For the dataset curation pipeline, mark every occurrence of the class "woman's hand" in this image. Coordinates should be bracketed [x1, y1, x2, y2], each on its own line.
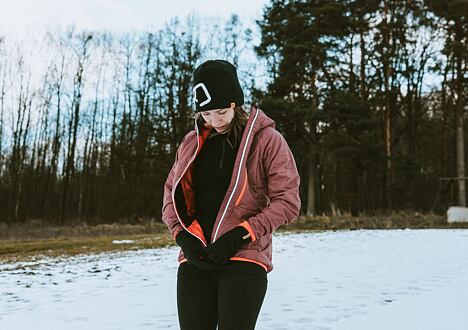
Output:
[175, 230, 216, 269]
[203, 226, 252, 264]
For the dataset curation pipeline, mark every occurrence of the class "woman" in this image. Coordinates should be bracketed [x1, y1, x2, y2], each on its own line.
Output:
[162, 59, 301, 330]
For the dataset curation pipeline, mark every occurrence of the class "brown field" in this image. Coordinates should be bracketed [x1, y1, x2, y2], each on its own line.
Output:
[1, 211, 466, 263]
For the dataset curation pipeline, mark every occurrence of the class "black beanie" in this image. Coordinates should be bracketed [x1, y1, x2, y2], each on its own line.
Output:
[192, 60, 244, 112]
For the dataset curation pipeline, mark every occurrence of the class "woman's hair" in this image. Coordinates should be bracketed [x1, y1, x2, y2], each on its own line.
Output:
[195, 106, 249, 148]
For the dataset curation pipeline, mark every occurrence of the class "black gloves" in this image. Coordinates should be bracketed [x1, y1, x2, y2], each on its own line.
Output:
[203, 226, 252, 265]
[175, 230, 216, 269]
[176, 226, 253, 267]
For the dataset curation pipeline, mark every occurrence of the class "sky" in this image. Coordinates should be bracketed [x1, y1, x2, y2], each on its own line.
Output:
[0, 0, 273, 150]
[0, 0, 270, 35]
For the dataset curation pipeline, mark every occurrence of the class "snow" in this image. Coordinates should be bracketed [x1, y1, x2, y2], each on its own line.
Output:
[1, 229, 468, 330]
[112, 239, 136, 244]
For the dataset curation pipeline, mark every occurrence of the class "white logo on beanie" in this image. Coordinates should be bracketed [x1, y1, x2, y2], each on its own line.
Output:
[193, 83, 212, 107]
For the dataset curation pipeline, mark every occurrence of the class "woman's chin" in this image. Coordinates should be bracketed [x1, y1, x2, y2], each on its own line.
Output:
[214, 126, 227, 133]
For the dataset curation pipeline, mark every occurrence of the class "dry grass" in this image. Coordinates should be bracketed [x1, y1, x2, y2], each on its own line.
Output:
[0, 221, 168, 240]
[1, 212, 467, 264]
[278, 211, 468, 232]
[0, 221, 175, 263]
[0, 234, 174, 264]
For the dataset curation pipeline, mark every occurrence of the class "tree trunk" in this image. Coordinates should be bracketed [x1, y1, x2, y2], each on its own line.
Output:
[382, 0, 393, 210]
[359, 31, 367, 101]
[307, 71, 319, 216]
[307, 143, 318, 216]
[454, 19, 465, 206]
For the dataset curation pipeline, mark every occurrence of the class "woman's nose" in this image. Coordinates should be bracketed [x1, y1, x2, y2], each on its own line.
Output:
[212, 116, 222, 125]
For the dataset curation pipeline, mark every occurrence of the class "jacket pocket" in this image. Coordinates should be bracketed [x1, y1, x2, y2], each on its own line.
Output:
[234, 203, 258, 221]
[235, 174, 249, 206]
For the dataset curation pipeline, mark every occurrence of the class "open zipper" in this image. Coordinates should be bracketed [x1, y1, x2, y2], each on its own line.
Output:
[212, 107, 260, 242]
[171, 119, 206, 246]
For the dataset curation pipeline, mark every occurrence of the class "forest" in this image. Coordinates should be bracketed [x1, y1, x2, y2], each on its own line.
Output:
[0, 0, 467, 226]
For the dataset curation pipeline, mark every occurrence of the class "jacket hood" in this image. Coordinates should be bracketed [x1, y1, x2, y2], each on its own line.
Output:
[249, 106, 276, 135]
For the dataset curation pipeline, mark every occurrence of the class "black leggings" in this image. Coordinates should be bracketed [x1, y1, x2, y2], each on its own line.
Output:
[177, 262, 268, 330]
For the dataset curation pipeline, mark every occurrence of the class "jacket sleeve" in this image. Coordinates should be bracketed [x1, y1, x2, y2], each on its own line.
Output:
[246, 128, 301, 238]
[162, 143, 185, 240]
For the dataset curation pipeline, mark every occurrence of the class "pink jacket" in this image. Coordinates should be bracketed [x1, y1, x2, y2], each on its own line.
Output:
[162, 106, 301, 273]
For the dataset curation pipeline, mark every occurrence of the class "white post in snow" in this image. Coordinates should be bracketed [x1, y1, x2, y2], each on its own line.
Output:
[447, 206, 468, 223]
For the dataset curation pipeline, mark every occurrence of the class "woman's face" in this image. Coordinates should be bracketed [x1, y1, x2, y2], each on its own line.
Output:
[201, 107, 235, 133]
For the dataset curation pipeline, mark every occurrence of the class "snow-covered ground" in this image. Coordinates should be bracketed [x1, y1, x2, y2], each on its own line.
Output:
[1, 229, 468, 330]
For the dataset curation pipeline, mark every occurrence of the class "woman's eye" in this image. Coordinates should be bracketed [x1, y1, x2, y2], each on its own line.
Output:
[218, 111, 226, 115]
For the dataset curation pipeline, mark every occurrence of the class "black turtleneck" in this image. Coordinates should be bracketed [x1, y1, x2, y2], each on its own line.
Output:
[193, 131, 239, 243]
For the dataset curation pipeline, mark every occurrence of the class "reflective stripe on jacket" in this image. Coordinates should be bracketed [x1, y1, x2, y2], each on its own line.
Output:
[162, 106, 301, 273]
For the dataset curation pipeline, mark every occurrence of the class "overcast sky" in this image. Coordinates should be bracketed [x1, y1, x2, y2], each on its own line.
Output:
[0, 0, 270, 34]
